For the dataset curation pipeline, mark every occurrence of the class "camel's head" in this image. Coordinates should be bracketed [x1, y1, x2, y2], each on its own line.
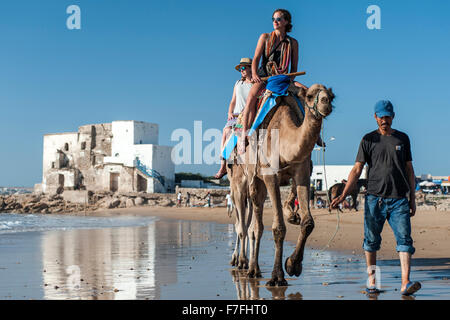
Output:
[299, 84, 335, 119]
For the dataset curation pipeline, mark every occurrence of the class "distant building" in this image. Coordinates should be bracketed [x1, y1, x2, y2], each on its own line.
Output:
[36, 121, 175, 194]
[311, 165, 368, 191]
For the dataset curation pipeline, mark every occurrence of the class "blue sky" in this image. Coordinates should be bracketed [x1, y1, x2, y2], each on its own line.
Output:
[0, 0, 449, 187]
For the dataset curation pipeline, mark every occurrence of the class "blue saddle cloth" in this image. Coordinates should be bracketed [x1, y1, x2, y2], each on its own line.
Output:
[222, 75, 305, 160]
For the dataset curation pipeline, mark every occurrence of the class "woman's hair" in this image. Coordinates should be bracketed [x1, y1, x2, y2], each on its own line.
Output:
[240, 67, 252, 82]
[273, 8, 292, 33]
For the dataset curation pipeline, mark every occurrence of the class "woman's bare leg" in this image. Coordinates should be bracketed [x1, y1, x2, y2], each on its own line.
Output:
[215, 127, 232, 178]
[239, 82, 264, 154]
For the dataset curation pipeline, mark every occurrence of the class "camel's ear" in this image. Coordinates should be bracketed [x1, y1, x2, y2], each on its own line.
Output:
[327, 87, 335, 101]
[298, 87, 307, 99]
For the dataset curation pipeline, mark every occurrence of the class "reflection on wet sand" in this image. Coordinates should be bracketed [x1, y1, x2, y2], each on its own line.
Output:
[41, 218, 213, 300]
[229, 269, 302, 300]
[2, 216, 446, 300]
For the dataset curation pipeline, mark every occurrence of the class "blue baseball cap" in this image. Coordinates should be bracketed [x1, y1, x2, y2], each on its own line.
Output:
[374, 100, 395, 118]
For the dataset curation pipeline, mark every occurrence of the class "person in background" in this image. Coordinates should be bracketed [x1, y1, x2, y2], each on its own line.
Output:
[177, 191, 182, 207]
[309, 183, 316, 209]
[206, 192, 211, 208]
[226, 192, 233, 217]
[186, 192, 191, 207]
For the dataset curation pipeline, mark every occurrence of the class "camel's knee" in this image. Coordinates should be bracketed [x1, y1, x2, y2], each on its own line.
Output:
[301, 219, 315, 236]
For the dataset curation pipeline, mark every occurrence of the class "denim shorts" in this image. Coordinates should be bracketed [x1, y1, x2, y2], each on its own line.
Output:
[363, 194, 415, 254]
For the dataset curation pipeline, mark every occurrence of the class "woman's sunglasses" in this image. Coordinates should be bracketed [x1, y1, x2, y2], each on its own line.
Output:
[239, 66, 248, 71]
[272, 17, 283, 22]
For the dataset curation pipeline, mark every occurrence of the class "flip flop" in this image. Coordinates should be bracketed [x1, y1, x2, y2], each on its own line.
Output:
[401, 281, 421, 296]
[365, 286, 380, 294]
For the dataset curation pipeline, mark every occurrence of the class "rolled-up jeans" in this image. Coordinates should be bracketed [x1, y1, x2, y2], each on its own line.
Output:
[363, 194, 415, 254]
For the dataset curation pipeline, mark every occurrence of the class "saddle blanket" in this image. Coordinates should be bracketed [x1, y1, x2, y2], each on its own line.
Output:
[221, 75, 305, 160]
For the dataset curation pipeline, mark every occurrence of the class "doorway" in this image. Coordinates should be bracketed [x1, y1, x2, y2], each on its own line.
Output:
[110, 173, 119, 192]
[137, 174, 147, 192]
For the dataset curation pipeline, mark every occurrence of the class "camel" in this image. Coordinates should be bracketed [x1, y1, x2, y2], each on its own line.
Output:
[229, 83, 335, 286]
[328, 179, 367, 212]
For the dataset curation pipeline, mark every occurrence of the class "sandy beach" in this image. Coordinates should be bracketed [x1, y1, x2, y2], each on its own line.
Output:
[88, 206, 450, 261]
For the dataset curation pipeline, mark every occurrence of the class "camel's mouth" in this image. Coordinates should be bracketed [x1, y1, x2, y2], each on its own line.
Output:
[318, 103, 333, 118]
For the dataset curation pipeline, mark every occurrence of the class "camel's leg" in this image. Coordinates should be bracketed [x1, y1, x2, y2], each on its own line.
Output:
[248, 219, 255, 272]
[230, 220, 240, 266]
[247, 177, 266, 278]
[285, 165, 315, 278]
[243, 197, 253, 260]
[283, 180, 301, 225]
[263, 174, 287, 286]
[234, 185, 249, 270]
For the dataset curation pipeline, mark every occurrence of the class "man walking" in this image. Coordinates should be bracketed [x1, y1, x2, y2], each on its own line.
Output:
[331, 100, 420, 296]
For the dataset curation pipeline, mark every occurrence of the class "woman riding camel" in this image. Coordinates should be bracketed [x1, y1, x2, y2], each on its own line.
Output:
[238, 9, 308, 153]
[214, 57, 254, 179]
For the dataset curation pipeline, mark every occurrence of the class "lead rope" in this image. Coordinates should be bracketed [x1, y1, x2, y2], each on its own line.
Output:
[319, 122, 340, 251]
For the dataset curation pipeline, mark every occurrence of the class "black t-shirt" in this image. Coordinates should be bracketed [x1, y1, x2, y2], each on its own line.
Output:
[356, 129, 412, 198]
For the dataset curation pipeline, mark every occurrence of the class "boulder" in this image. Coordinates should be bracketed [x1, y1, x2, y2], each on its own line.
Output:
[32, 202, 49, 212]
[126, 199, 135, 208]
[109, 199, 121, 209]
[135, 197, 145, 206]
[159, 199, 174, 207]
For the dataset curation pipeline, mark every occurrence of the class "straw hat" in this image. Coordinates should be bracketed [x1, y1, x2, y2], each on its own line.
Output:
[235, 57, 252, 71]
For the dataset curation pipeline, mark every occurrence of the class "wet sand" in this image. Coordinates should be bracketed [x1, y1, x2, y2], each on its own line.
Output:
[1, 207, 449, 300]
[88, 206, 450, 261]
[1, 215, 449, 300]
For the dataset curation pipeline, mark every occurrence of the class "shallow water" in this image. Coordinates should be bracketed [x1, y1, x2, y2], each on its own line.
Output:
[0, 213, 449, 300]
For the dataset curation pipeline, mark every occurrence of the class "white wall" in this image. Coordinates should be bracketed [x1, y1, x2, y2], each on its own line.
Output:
[107, 121, 159, 167]
[108, 121, 135, 167]
[42, 133, 78, 192]
[151, 145, 175, 192]
[311, 165, 368, 191]
[133, 121, 158, 145]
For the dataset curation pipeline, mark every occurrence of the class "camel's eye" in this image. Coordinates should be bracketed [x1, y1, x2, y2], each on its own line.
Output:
[307, 95, 313, 99]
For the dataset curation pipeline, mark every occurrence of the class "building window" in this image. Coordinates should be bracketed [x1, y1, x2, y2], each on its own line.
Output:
[81, 142, 86, 150]
[64, 143, 69, 151]
[115, 153, 119, 157]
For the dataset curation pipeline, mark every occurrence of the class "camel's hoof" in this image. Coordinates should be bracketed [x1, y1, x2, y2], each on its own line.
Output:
[238, 258, 249, 270]
[266, 278, 288, 287]
[285, 257, 303, 277]
[230, 255, 238, 267]
[287, 213, 301, 225]
[247, 266, 262, 278]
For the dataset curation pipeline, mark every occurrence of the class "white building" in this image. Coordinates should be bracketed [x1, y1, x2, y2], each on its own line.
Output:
[311, 165, 368, 191]
[38, 120, 175, 194]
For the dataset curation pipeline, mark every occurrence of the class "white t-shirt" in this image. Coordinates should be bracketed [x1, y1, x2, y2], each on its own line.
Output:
[233, 80, 253, 115]
[226, 194, 232, 206]
[177, 192, 182, 200]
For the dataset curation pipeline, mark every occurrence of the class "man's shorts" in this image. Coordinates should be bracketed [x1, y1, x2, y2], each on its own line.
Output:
[363, 194, 415, 254]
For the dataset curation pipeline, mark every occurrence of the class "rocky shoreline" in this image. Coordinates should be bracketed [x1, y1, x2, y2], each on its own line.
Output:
[0, 188, 232, 214]
[1, 188, 448, 215]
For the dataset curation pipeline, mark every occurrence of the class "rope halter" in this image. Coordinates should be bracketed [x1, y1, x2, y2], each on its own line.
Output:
[305, 89, 329, 119]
